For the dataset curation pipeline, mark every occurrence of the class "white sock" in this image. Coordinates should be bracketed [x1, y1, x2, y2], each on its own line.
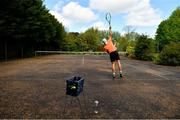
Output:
[119, 71, 122, 74]
[113, 72, 115, 76]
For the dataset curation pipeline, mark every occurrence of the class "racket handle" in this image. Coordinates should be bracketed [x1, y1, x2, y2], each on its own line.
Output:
[109, 26, 111, 30]
[109, 26, 112, 35]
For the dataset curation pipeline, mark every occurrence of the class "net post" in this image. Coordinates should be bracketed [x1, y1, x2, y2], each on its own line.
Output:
[35, 51, 36, 57]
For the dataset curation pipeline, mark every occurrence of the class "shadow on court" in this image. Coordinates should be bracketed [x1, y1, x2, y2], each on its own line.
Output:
[0, 55, 179, 119]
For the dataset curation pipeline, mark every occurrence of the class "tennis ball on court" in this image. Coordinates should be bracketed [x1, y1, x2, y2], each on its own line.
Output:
[94, 100, 99, 105]
[71, 86, 76, 89]
[94, 110, 98, 114]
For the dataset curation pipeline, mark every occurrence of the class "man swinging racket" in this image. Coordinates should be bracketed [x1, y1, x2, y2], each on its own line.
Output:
[102, 13, 123, 79]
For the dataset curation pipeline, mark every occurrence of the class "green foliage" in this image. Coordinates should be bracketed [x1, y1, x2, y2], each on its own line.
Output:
[154, 7, 180, 66]
[118, 37, 128, 51]
[63, 28, 101, 51]
[81, 28, 99, 51]
[169, 6, 180, 19]
[63, 28, 122, 52]
[126, 46, 135, 58]
[124, 32, 139, 41]
[156, 7, 180, 51]
[134, 35, 155, 61]
[117, 32, 138, 51]
[63, 32, 79, 51]
[157, 43, 180, 66]
[98, 30, 121, 44]
[0, 0, 66, 59]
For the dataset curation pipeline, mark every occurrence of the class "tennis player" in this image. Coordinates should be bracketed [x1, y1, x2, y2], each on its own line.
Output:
[102, 27, 123, 79]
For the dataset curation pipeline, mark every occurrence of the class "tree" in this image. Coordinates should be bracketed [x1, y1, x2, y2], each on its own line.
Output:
[80, 28, 99, 51]
[123, 25, 136, 41]
[63, 32, 80, 51]
[155, 7, 180, 51]
[62, 28, 122, 52]
[0, 0, 66, 59]
[118, 36, 128, 51]
[134, 35, 155, 60]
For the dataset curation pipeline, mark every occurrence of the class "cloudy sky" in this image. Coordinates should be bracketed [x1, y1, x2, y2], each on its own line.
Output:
[44, 0, 179, 37]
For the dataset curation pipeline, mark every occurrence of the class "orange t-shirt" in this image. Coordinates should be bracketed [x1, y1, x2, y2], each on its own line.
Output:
[104, 37, 117, 53]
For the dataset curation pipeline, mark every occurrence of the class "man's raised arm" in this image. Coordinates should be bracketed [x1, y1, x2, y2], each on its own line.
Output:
[109, 26, 112, 40]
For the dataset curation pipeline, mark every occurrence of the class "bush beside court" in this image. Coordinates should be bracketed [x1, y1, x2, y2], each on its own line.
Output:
[125, 7, 180, 66]
[134, 35, 155, 61]
[156, 43, 180, 66]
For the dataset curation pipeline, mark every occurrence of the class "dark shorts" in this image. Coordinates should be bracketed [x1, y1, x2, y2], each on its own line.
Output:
[109, 51, 120, 62]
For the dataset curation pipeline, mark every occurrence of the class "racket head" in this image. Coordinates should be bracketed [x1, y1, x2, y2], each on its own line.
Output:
[106, 12, 111, 25]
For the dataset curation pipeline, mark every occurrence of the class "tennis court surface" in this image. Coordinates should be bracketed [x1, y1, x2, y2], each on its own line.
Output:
[0, 55, 180, 119]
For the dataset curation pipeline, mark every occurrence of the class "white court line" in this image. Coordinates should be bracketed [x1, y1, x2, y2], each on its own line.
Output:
[82, 55, 84, 65]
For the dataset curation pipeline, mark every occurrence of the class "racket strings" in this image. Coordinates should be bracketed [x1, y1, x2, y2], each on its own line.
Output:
[106, 13, 111, 27]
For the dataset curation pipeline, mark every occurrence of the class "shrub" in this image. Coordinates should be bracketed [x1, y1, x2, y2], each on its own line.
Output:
[126, 46, 135, 58]
[151, 53, 160, 62]
[134, 35, 155, 61]
[157, 43, 180, 66]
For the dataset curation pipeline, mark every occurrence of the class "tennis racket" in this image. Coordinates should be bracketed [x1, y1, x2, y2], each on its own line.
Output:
[106, 12, 111, 30]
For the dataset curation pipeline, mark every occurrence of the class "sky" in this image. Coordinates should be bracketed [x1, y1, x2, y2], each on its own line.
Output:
[44, 0, 179, 37]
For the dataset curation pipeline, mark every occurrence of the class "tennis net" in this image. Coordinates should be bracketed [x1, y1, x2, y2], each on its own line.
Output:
[35, 51, 126, 57]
